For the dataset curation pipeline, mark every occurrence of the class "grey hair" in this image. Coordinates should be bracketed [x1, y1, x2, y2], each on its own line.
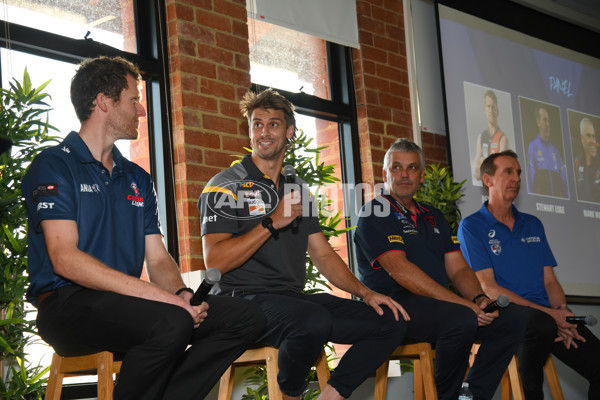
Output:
[383, 138, 425, 172]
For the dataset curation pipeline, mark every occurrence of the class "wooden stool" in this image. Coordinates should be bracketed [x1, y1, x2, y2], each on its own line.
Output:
[470, 344, 564, 400]
[45, 351, 122, 400]
[374, 342, 437, 400]
[218, 346, 330, 400]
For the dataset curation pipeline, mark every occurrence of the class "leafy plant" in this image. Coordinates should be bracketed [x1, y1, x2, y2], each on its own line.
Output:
[414, 163, 466, 235]
[1, 68, 59, 399]
[239, 131, 348, 399]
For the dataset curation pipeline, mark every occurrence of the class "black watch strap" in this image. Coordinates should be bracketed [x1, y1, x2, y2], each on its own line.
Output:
[262, 217, 278, 238]
[176, 287, 194, 296]
[472, 293, 489, 304]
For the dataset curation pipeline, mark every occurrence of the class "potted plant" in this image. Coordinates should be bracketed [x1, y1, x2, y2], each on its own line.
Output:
[1, 68, 59, 399]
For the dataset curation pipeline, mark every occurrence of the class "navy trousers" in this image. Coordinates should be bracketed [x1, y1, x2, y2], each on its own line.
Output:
[392, 293, 526, 400]
[242, 291, 408, 398]
[36, 285, 266, 400]
[517, 306, 600, 400]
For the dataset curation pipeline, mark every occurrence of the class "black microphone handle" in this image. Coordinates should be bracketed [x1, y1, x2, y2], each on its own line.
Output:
[190, 280, 213, 306]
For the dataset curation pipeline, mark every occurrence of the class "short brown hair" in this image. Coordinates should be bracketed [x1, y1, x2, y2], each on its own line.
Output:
[480, 150, 518, 192]
[70, 56, 142, 122]
[239, 88, 297, 142]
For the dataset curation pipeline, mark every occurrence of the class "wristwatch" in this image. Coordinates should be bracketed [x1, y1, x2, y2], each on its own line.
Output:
[261, 216, 278, 238]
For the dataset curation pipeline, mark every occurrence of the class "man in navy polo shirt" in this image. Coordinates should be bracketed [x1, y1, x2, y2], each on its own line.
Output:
[458, 150, 600, 399]
[22, 56, 265, 400]
[353, 139, 525, 400]
[199, 89, 410, 400]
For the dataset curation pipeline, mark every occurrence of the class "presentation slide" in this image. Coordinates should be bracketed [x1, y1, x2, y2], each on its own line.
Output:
[437, 4, 600, 297]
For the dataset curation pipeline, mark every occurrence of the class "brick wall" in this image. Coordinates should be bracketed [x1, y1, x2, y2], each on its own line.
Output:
[163, 0, 449, 271]
[165, 0, 251, 273]
[354, 0, 448, 193]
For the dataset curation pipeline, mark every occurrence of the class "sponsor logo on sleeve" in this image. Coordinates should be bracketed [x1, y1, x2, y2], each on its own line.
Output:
[32, 183, 58, 202]
[451, 235, 459, 244]
[388, 235, 404, 244]
[36, 202, 55, 212]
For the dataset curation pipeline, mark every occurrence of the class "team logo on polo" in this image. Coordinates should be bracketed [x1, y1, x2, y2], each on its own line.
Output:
[489, 239, 501, 255]
[203, 180, 278, 220]
[127, 181, 144, 207]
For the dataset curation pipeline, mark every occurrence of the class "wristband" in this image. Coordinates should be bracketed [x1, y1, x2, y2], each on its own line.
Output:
[472, 293, 489, 304]
[261, 216, 278, 238]
[176, 287, 194, 296]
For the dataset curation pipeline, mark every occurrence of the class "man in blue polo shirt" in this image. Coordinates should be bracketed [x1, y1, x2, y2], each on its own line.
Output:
[353, 139, 525, 400]
[458, 150, 600, 399]
[22, 56, 265, 400]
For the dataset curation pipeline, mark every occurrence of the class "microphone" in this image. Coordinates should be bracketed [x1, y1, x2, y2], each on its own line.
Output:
[190, 268, 221, 306]
[482, 295, 510, 313]
[282, 164, 299, 232]
[566, 315, 597, 326]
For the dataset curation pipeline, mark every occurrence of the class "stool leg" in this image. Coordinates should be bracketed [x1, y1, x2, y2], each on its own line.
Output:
[218, 365, 236, 400]
[544, 356, 565, 400]
[374, 360, 390, 400]
[44, 354, 64, 400]
[507, 355, 524, 400]
[500, 369, 511, 400]
[420, 348, 437, 400]
[265, 348, 282, 400]
[96, 351, 114, 400]
[314, 349, 330, 390]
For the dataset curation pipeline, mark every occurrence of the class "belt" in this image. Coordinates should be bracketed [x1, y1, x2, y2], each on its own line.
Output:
[37, 290, 56, 306]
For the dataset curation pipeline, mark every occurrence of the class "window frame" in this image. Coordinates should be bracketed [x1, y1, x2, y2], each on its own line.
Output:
[0, 0, 179, 259]
[251, 42, 362, 273]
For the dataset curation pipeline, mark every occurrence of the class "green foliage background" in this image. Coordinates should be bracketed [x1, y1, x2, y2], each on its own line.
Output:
[1, 69, 59, 399]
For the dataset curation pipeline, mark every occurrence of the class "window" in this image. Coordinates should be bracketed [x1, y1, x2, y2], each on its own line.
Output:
[248, 19, 361, 272]
[1, 0, 134, 51]
[1, 1, 172, 395]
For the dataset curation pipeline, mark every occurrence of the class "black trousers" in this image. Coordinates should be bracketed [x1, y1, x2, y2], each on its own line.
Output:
[392, 293, 526, 400]
[36, 285, 266, 400]
[243, 291, 408, 398]
[517, 306, 600, 400]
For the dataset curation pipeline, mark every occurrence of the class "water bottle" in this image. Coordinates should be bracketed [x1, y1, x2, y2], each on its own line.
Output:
[458, 382, 473, 400]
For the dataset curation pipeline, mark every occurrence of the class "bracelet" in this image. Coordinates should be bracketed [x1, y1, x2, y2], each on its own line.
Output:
[472, 293, 489, 304]
[175, 287, 194, 296]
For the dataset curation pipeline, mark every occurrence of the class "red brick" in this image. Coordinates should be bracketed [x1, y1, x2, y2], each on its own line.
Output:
[200, 79, 235, 100]
[217, 66, 250, 87]
[222, 135, 250, 152]
[203, 114, 238, 135]
[187, 164, 223, 183]
[220, 99, 243, 119]
[360, 45, 387, 64]
[195, 9, 231, 32]
[177, 20, 214, 44]
[174, 3, 194, 22]
[216, 31, 249, 53]
[359, 16, 386, 36]
[205, 149, 238, 169]
[182, 92, 219, 113]
[179, 56, 217, 78]
[196, 43, 234, 65]
[214, 1, 246, 20]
